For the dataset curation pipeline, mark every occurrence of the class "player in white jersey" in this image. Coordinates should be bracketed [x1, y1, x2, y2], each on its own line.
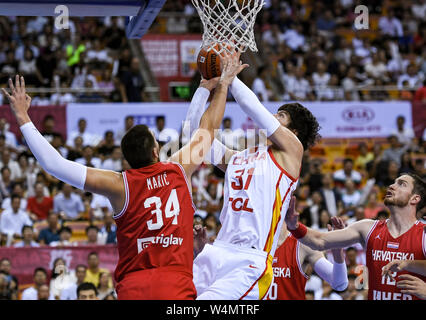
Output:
[184, 74, 321, 300]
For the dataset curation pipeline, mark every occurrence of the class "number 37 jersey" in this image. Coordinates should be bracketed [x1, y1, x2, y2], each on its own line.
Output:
[216, 145, 299, 257]
[113, 161, 195, 283]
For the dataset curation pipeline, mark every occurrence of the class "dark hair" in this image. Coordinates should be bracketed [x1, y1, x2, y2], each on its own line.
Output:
[88, 251, 98, 259]
[343, 158, 354, 165]
[404, 172, 426, 212]
[347, 274, 357, 281]
[21, 225, 33, 234]
[305, 290, 315, 296]
[121, 125, 156, 169]
[257, 65, 267, 75]
[86, 225, 99, 234]
[51, 258, 66, 279]
[11, 194, 21, 202]
[34, 267, 47, 277]
[155, 115, 165, 122]
[97, 272, 110, 289]
[59, 226, 72, 235]
[43, 115, 54, 122]
[77, 282, 98, 297]
[277, 102, 321, 150]
[345, 247, 357, 254]
[1, 166, 10, 174]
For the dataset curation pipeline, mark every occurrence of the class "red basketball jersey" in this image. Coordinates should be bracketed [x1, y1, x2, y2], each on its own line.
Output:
[113, 161, 196, 284]
[266, 234, 308, 300]
[366, 219, 426, 300]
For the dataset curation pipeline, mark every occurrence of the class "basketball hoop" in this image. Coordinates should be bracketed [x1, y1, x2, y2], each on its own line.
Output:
[191, 0, 265, 55]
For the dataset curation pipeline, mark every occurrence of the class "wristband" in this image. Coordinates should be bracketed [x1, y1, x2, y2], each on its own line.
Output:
[289, 223, 307, 239]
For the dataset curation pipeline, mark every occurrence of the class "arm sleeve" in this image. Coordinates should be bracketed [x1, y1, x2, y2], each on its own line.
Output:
[229, 77, 280, 137]
[20, 122, 87, 190]
[182, 87, 210, 140]
[183, 87, 227, 165]
[313, 257, 348, 292]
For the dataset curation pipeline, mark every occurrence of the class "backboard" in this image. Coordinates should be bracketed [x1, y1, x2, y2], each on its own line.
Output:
[0, 0, 166, 38]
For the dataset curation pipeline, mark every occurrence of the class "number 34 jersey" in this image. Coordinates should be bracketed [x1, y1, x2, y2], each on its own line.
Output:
[113, 161, 195, 283]
[216, 145, 299, 258]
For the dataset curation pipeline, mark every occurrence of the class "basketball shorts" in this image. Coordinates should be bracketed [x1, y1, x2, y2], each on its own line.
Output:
[116, 266, 196, 300]
[193, 240, 273, 300]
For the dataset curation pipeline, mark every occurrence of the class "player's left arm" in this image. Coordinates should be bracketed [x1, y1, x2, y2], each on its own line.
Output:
[181, 78, 236, 172]
[2, 76, 125, 214]
[229, 78, 304, 154]
[303, 216, 348, 292]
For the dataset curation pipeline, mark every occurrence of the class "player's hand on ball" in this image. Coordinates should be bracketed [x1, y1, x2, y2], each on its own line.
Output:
[200, 77, 220, 92]
[218, 48, 249, 86]
[2, 75, 32, 116]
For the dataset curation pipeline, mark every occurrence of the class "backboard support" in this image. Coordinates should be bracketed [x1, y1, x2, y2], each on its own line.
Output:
[0, 0, 166, 38]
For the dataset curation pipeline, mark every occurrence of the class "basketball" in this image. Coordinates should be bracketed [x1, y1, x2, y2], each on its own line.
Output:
[197, 47, 222, 80]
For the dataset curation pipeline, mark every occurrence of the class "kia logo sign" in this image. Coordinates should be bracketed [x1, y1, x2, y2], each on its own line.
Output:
[342, 107, 375, 124]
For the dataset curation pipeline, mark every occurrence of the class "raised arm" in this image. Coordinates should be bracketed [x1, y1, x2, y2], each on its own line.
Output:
[285, 195, 373, 250]
[229, 77, 304, 155]
[181, 78, 236, 172]
[2, 76, 125, 214]
[170, 51, 248, 177]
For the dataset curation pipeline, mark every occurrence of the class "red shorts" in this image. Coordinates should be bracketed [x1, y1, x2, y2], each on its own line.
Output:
[116, 266, 196, 300]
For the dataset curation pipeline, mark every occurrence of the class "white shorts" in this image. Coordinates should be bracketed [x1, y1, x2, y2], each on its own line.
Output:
[193, 240, 273, 300]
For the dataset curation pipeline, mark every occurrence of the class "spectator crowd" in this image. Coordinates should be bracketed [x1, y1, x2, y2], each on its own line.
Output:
[0, 16, 146, 105]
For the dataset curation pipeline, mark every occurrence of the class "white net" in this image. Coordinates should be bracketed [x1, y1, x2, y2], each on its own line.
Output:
[191, 0, 265, 55]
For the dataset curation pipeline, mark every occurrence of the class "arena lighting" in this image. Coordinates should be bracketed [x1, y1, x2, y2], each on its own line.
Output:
[0, 0, 166, 38]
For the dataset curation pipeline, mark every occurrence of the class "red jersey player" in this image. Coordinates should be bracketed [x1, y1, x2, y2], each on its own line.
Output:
[265, 198, 348, 300]
[285, 173, 426, 300]
[2, 52, 248, 300]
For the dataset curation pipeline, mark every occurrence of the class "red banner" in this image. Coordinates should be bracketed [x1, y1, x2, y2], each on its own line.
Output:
[141, 34, 202, 101]
[0, 245, 118, 285]
[0, 105, 67, 144]
[411, 101, 426, 138]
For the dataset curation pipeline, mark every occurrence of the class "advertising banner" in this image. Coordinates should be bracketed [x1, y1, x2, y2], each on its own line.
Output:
[67, 101, 413, 140]
[0, 245, 118, 285]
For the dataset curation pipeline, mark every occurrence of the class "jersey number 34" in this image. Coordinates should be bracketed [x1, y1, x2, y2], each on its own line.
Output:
[144, 189, 180, 230]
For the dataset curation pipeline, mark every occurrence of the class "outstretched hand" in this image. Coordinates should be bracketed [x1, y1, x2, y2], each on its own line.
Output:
[284, 195, 299, 230]
[193, 224, 208, 256]
[218, 48, 249, 86]
[2, 75, 32, 125]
